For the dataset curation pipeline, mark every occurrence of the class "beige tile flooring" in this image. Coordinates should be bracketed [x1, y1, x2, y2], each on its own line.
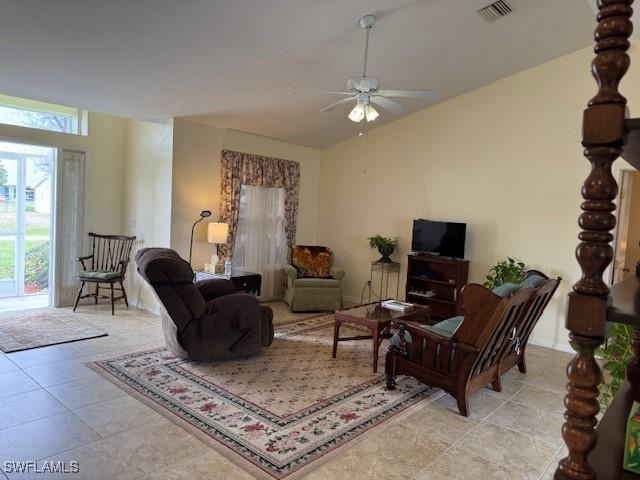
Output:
[0, 303, 571, 479]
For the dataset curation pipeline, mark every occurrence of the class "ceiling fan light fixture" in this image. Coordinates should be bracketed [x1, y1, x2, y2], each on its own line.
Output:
[348, 102, 366, 122]
[365, 104, 379, 122]
[316, 13, 438, 126]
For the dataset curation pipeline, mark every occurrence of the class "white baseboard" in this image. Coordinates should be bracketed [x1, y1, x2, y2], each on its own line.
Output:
[528, 337, 574, 354]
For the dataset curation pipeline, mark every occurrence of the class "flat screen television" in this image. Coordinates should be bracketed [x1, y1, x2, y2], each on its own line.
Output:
[411, 219, 466, 259]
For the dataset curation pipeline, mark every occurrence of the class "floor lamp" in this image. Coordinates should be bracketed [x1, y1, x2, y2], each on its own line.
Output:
[189, 210, 211, 266]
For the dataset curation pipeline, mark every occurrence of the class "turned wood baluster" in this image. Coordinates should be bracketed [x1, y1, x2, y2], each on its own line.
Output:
[555, 1, 634, 479]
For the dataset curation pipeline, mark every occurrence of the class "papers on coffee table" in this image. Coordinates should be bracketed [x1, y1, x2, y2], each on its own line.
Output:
[380, 300, 414, 312]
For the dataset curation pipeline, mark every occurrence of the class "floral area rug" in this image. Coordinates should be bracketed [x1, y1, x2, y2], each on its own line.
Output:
[91, 314, 442, 479]
[0, 308, 107, 352]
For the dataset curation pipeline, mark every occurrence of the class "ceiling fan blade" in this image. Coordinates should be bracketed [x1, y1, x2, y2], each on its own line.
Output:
[320, 97, 356, 112]
[370, 96, 405, 114]
[289, 91, 354, 96]
[375, 89, 440, 100]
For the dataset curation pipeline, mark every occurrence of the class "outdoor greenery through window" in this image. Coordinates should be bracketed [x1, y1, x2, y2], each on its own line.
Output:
[0, 94, 87, 135]
[0, 141, 55, 298]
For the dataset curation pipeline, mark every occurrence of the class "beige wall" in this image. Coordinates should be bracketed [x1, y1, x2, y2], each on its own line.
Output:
[171, 119, 321, 268]
[0, 112, 127, 235]
[123, 119, 173, 311]
[317, 45, 640, 351]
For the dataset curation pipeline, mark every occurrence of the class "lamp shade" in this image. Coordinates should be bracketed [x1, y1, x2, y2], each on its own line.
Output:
[207, 222, 229, 244]
[365, 104, 379, 122]
[348, 102, 366, 123]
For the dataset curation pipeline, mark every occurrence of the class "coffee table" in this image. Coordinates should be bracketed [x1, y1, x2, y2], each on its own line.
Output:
[332, 302, 431, 373]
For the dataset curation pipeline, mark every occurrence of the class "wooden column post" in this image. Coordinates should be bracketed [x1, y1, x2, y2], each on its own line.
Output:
[555, 1, 634, 479]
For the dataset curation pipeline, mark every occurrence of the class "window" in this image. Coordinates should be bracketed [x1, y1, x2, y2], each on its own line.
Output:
[232, 185, 287, 300]
[0, 94, 87, 135]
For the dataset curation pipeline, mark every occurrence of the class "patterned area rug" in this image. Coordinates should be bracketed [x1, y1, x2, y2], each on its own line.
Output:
[0, 308, 107, 352]
[91, 314, 442, 479]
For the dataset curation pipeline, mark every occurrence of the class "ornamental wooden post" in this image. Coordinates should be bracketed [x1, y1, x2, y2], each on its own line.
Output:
[555, 1, 634, 479]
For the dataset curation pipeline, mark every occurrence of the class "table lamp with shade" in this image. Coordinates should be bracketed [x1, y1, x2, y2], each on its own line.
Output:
[207, 222, 229, 272]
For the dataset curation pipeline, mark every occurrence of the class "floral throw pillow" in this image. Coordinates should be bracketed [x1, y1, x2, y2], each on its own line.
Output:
[292, 246, 332, 278]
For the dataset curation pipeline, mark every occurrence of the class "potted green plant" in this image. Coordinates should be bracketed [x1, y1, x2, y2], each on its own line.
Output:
[368, 235, 398, 263]
[598, 324, 634, 410]
[483, 257, 527, 289]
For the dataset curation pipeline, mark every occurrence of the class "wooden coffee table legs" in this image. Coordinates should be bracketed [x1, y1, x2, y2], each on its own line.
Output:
[332, 319, 342, 359]
[332, 318, 390, 373]
[372, 328, 380, 373]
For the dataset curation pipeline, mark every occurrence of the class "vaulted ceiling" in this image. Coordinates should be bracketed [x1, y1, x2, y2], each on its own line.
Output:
[0, 0, 597, 148]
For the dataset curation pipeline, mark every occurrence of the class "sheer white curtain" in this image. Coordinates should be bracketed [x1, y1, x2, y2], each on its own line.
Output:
[232, 185, 286, 300]
[53, 149, 85, 306]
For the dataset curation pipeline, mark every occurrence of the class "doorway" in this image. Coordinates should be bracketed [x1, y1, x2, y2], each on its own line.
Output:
[0, 141, 55, 311]
[613, 170, 640, 284]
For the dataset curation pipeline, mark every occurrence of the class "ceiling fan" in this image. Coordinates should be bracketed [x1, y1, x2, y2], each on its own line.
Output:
[319, 14, 440, 123]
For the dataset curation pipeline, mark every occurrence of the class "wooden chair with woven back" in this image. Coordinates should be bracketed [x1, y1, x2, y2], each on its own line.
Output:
[386, 271, 560, 416]
[73, 233, 136, 315]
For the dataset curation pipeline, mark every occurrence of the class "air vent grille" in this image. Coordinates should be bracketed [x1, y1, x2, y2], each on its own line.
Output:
[477, 0, 513, 22]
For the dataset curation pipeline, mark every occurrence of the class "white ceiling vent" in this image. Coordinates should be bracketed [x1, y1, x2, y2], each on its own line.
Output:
[477, 0, 513, 23]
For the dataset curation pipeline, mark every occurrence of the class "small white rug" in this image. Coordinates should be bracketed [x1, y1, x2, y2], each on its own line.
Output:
[0, 308, 107, 352]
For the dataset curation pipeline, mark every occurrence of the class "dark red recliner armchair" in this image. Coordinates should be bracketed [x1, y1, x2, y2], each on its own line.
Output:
[135, 248, 273, 362]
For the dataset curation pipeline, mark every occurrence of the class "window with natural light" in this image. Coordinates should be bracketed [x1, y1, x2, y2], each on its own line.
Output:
[0, 94, 87, 135]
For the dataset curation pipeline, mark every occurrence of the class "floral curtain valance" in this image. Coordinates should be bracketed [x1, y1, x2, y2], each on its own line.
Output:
[219, 150, 300, 258]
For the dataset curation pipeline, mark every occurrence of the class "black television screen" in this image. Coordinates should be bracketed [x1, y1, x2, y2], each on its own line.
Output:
[411, 220, 466, 259]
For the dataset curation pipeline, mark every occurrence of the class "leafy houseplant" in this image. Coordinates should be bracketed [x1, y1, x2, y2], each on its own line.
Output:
[598, 323, 634, 409]
[368, 235, 398, 263]
[483, 257, 527, 289]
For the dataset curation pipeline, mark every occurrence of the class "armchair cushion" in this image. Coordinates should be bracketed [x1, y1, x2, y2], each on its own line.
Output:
[519, 274, 545, 289]
[78, 270, 121, 281]
[291, 245, 332, 278]
[421, 315, 464, 338]
[493, 282, 520, 297]
[293, 277, 341, 288]
[491, 274, 545, 298]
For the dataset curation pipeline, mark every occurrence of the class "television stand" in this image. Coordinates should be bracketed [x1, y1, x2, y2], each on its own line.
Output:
[405, 254, 469, 321]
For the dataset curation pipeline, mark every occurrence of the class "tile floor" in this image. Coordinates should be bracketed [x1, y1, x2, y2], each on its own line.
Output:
[0, 295, 48, 313]
[0, 303, 572, 479]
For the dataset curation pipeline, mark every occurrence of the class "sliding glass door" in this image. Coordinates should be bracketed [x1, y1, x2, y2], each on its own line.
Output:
[0, 142, 55, 307]
[0, 157, 19, 297]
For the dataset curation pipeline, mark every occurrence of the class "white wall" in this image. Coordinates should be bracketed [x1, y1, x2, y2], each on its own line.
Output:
[317, 44, 640, 351]
[123, 119, 173, 311]
[171, 119, 321, 269]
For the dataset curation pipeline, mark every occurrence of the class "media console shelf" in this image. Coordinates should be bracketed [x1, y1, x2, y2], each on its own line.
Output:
[405, 255, 469, 321]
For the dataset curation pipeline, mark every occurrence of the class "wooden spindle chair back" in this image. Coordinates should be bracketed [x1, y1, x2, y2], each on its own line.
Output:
[73, 233, 136, 315]
[87, 233, 136, 275]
